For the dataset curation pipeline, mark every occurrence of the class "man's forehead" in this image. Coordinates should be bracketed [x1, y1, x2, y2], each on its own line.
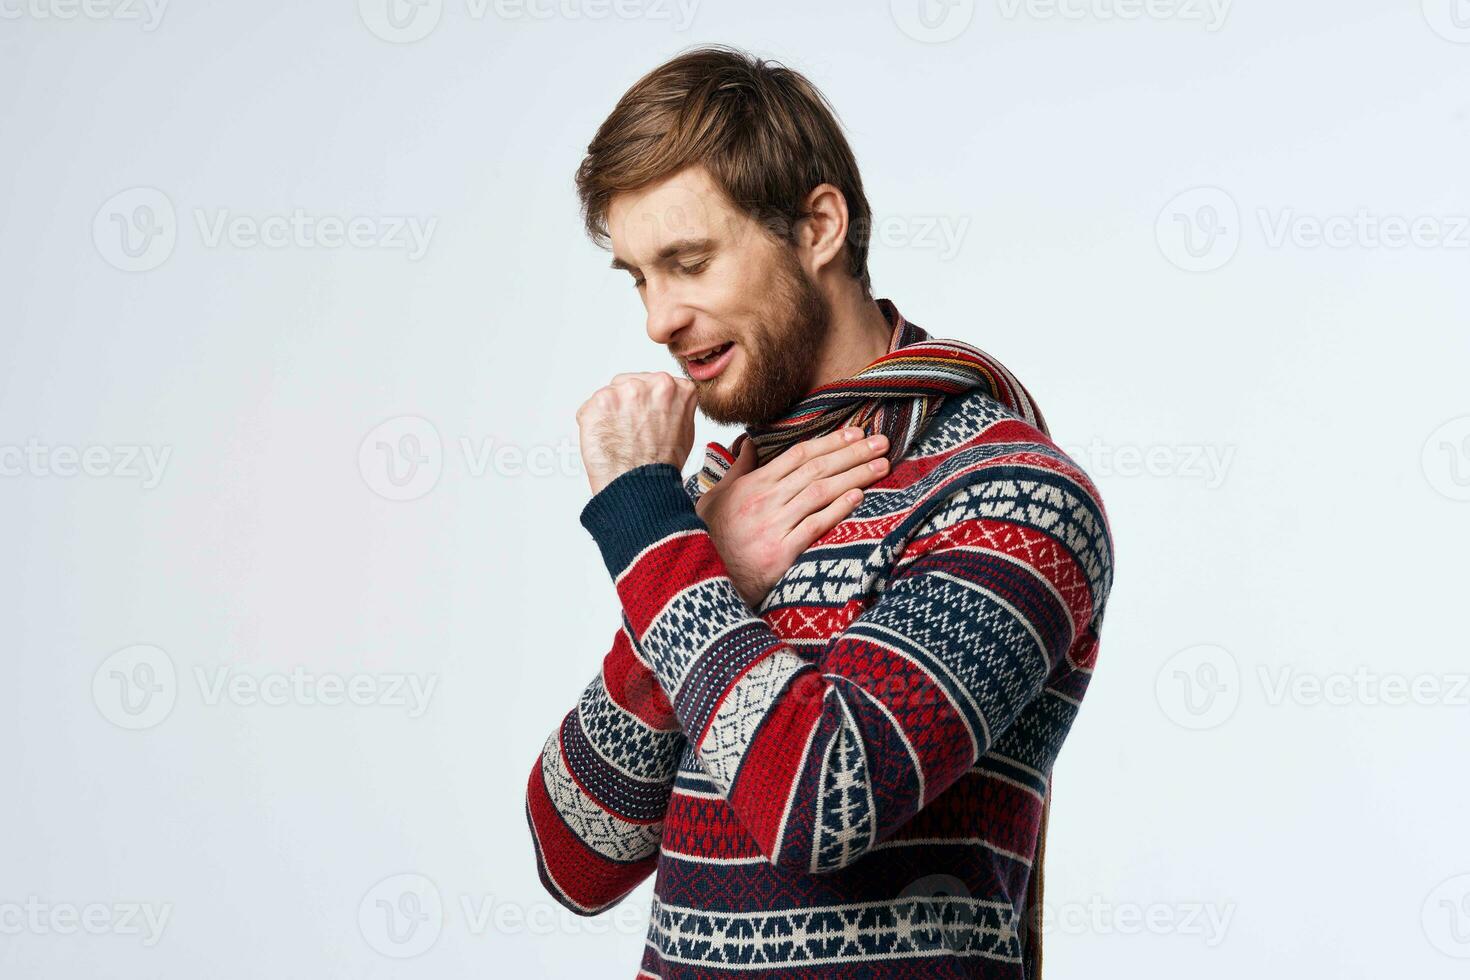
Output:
[608, 168, 728, 261]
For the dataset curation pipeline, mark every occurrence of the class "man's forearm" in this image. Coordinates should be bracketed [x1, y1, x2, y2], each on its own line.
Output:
[524, 618, 685, 915]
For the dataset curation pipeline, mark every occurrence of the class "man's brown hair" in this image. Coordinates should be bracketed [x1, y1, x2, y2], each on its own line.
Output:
[575, 44, 874, 296]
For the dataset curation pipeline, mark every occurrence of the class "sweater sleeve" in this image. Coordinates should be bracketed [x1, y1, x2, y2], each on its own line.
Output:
[524, 614, 686, 915]
[578, 458, 1113, 875]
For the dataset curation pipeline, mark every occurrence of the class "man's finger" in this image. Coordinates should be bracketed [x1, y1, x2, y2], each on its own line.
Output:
[785, 486, 867, 554]
[779, 453, 888, 525]
[608, 371, 668, 386]
[760, 426, 867, 482]
[769, 433, 889, 509]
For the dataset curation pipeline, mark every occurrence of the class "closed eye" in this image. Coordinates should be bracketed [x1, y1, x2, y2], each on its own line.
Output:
[630, 259, 708, 290]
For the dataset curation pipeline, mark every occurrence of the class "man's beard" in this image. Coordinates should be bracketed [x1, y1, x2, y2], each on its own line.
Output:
[689, 247, 832, 427]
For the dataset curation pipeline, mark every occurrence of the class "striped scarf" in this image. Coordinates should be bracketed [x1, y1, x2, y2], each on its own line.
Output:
[695, 298, 1050, 494]
[693, 296, 1055, 977]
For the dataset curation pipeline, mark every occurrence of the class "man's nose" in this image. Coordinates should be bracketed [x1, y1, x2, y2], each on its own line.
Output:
[644, 285, 693, 346]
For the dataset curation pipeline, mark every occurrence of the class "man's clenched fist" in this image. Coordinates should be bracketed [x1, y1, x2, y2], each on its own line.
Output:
[576, 371, 698, 495]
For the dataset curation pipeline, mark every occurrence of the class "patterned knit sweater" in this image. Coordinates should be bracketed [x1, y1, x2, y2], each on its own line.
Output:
[525, 372, 1115, 977]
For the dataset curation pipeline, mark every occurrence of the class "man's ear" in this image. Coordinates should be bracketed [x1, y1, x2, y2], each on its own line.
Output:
[796, 182, 851, 279]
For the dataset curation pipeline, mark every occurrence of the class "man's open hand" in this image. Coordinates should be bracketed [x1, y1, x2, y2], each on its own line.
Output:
[576, 371, 697, 495]
[695, 427, 890, 608]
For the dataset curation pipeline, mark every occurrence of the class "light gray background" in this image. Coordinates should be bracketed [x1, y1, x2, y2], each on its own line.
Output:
[2, 1, 1468, 977]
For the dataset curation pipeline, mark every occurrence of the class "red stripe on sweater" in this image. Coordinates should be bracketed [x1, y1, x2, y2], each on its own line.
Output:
[719, 661, 826, 858]
[886, 769, 1045, 862]
[662, 791, 767, 861]
[823, 636, 977, 802]
[524, 762, 654, 911]
[761, 600, 866, 642]
[896, 517, 1096, 632]
[603, 627, 678, 731]
[615, 531, 724, 636]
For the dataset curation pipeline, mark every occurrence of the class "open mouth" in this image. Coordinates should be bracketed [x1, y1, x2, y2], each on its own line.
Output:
[682, 341, 737, 382]
[687, 341, 733, 366]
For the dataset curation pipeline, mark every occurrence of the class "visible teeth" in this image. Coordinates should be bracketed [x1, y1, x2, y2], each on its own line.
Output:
[693, 343, 728, 363]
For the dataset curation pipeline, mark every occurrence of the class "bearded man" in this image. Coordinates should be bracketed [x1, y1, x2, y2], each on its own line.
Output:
[524, 44, 1115, 980]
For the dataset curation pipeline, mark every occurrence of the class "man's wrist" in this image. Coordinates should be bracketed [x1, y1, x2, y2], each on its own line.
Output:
[579, 462, 704, 579]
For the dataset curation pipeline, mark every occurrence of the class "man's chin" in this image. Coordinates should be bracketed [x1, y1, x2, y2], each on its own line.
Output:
[691, 365, 756, 426]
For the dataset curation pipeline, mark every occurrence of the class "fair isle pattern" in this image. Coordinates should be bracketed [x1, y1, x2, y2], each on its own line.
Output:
[537, 729, 665, 863]
[696, 298, 1050, 494]
[697, 650, 807, 791]
[528, 327, 1115, 976]
[812, 693, 877, 872]
[575, 674, 683, 783]
[525, 620, 689, 915]
[647, 894, 1022, 969]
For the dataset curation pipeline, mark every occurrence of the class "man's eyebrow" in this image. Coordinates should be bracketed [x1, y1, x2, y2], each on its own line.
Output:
[610, 237, 715, 273]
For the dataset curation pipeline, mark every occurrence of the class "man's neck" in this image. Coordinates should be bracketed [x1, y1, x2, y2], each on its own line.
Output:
[806, 290, 894, 390]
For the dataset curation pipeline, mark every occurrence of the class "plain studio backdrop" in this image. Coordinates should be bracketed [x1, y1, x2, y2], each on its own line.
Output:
[2, 2, 1467, 977]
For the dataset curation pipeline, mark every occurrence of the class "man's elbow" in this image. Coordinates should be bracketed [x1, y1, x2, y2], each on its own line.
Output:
[532, 865, 623, 918]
